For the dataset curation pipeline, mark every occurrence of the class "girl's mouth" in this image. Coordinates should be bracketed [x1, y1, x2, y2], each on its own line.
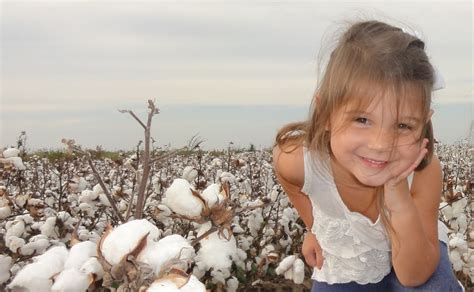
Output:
[360, 156, 389, 168]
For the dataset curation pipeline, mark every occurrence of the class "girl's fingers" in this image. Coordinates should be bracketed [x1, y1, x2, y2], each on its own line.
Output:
[304, 250, 318, 267]
[391, 138, 429, 184]
[316, 249, 324, 269]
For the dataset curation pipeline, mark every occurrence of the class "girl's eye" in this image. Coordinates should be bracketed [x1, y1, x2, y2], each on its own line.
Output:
[355, 117, 369, 124]
[398, 123, 413, 131]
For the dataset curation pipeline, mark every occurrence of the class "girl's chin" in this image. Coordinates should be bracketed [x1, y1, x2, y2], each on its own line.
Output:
[354, 173, 389, 187]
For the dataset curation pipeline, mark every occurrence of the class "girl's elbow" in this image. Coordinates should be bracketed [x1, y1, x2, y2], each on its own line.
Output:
[398, 255, 440, 287]
[398, 276, 430, 288]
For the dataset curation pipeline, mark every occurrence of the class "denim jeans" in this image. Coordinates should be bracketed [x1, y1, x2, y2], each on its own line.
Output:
[311, 241, 463, 292]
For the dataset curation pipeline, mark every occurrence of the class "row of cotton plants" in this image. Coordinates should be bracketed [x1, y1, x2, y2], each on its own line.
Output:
[0, 144, 310, 291]
[0, 138, 472, 291]
[436, 140, 473, 289]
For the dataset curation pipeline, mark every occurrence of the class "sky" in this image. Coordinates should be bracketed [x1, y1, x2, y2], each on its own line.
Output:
[1, 0, 472, 151]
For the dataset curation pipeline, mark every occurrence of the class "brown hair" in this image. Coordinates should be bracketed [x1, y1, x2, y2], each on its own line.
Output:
[274, 20, 435, 239]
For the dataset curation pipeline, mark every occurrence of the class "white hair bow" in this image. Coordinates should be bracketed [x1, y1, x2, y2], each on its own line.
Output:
[402, 28, 445, 91]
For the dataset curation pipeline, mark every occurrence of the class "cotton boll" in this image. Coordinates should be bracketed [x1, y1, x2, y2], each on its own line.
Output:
[101, 219, 161, 265]
[450, 233, 468, 254]
[182, 166, 198, 183]
[156, 204, 172, 217]
[231, 223, 245, 234]
[8, 246, 69, 292]
[226, 276, 239, 292]
[80, 257, 105, 281]
[279, 235, 292, 249]
[210, 268, 229, 284]
[275, 255, 296, 275]
[44, 196, 55, 207]
[19, 238, 49, 256]
[456, 213, 468, 233]
[147, 279, 181, 292]
[179, 274, 206, 292]
[452, 197, 468, 215]
[248, 210, 264, 237]
[201, 183, 224, 208]
[79, 190, 98, 203]
[79, 202, 96, 217]
[192, 265, 206, 279]
[64, 241, 97, 269]
[3, 147, 20, 158]
[292, 258, 305, 284]
[0, 255, 12, 284]
[237, 236, 252, 251]
[98, 193, 111, 207]
[69, 176, 88, 193]
[5, 220, 26, 245]
[8, 236, 25, 253]
[194, 223, 238, 278]
[92, 183, 105, 196]
[269, 188, 279, 202]
[78, 229, 91, 241]
[0, 205, 11, 219]
[260, 245, 275, 258]
[51, 268, 89, 292]
[449, 249, 463, 272]
[284, 267, 294, 280]
[138, 234, 195, 275]
[7, 157, 26, 170]
[162, 179, 203, 217]
[41, 216, 58, 238]
[14, 194, 28, 208]
[219, 172, 235, 184]
[118, 200, 128, 212]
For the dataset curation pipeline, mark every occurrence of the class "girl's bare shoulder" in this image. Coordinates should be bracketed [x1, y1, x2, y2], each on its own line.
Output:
[272, 142, 305, 188]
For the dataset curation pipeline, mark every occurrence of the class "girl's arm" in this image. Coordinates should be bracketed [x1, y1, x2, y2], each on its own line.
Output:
[272, 144, 325, 269]
[272, 144, 314, 229]
[384, 144, 442, 287]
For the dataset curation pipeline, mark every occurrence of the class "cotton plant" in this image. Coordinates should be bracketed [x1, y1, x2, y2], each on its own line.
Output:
[0, 147, 26, 170]
[96, 219, 203, 291]
[0, 186, 12, 219]
[7, 245, 69, 292]
[193, 222, 244, 285]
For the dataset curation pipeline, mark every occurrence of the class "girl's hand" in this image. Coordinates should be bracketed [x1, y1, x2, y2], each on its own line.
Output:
[383, 138, 429, 212]
[302, 231, 324, 269]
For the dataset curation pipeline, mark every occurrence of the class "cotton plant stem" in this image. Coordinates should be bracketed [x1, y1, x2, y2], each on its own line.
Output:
[134, 100, 156, 219]
[87, 158, 124, 223]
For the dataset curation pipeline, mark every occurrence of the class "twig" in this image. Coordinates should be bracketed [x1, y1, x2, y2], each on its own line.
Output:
[87, 158, 125, 223]
[118, 109, 147, 130]
[191, 226, 218, 247]
[135, 100, 159, 219]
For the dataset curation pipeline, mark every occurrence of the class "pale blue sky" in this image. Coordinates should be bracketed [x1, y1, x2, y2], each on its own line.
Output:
[1, 1, 472, 150]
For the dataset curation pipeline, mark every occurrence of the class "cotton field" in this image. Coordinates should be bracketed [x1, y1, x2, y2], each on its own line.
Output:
[0, 137, 471, 291]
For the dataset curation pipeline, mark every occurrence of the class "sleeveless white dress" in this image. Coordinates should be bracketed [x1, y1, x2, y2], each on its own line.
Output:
[301, 147, 449, 284]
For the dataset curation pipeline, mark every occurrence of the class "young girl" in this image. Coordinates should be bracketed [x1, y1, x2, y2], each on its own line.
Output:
[273, 20, 463, 291]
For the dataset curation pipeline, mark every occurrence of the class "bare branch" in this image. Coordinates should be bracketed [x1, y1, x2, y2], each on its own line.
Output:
[191, 226, 218, 247]
[118, 109, 147, 130]
[87, 157, 125, 223]
[134, 100, 158, 219]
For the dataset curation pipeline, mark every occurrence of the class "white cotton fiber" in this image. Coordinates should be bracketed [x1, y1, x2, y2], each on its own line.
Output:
[101, 219, 161, 265]
[276, 255, 296, 275]
[138, 234, 195, 275]
[162, 179, 203, 217]
[51, 268, 89, 292]
[8, 245, 69, 292]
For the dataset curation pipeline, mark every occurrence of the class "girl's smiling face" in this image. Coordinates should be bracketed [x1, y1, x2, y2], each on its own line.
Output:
[328, 91, 431, 187]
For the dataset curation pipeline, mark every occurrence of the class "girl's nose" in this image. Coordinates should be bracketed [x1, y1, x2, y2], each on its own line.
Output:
[367, 130, 393, 151]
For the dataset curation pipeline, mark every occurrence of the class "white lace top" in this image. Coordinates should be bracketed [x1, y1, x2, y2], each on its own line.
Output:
[301, 147, 449, 284]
